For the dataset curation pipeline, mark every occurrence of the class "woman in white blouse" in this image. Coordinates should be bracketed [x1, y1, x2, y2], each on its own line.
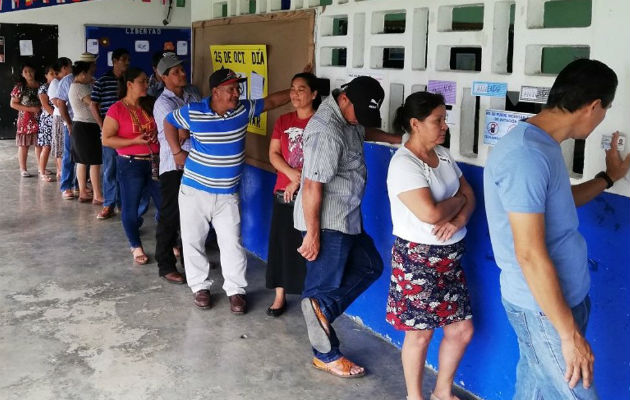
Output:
[386, 92, 476, 400]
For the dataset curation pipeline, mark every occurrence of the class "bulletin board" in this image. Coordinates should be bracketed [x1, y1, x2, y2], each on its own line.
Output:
[192, 10, 315, 171]
[85, 25, 192, 79]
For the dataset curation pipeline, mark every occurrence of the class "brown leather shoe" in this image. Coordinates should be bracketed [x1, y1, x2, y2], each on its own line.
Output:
[97, 206, 116, 220]
[229, 294, 247, 314]
[161, 271, 185, 284]
[194, 290, 211, 309]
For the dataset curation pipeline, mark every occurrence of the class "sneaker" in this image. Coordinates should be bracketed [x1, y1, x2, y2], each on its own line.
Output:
[97, 206, 116, 220]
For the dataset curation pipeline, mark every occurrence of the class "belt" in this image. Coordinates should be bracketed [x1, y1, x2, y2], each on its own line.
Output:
[119, 154, 152, 161]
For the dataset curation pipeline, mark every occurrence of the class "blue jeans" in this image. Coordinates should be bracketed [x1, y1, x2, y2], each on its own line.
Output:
[116, 156, 161, 248]
[502, 297, 599, 400]
[102, 145, 119, 208]
[59, 125, 76, 192]
[302, 230, 383, 362]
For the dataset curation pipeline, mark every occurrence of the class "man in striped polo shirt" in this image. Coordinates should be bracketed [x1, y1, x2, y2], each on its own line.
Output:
[163, 68, 290, 313]
[90, 48, 130, 220]
[294, 76, 400, 378]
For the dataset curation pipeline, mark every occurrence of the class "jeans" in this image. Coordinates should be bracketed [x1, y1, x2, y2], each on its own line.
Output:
[102, 145, 119, 208]
[302, 230, 383, 362]
[155, 170, 183, 276]
[116, 156, 161, 248]
[502, 297, 599, 400]
[59, 125, 76, 192]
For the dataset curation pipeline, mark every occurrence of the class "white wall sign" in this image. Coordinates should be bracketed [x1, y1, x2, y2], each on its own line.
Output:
[472, 81, 508, 97]
[86, 39, 99, 54]
[107, 51, 113, 67]
[483, 109, 534, 146]
[176, 40, 188, 56]
[19, 40, 33, 56]
[519, 85, 551, 104]
[135, 40, 150, 53]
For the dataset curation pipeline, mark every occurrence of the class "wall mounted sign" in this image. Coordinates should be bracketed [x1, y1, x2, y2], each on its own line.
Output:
[472, 81, 508, 97]
[427, 80, 456, 105]
[518, 85, 551, 104]
[483, 109, 534, 146]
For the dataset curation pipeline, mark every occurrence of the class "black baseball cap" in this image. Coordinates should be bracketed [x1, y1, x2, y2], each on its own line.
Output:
[209, 68, 247, 90]
[342, 76, 385, 128]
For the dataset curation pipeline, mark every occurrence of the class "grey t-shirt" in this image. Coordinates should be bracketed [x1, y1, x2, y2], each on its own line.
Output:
[69, 83, 96, 124]
[293, 94, 367, 235]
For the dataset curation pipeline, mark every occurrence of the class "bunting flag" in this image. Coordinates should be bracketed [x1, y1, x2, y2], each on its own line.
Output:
[0, 0, 93, 12]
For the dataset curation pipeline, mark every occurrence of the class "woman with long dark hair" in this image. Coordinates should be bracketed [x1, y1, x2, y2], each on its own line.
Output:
[10, 63, 41, 177]
[265, 72, 321, 316]
[37, 64, 57, 182]
[386, 92, 476, 400]
[102, 67, 161, 265]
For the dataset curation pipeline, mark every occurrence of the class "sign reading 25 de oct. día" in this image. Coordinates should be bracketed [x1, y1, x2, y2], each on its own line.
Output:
[210, 45, 268, 135]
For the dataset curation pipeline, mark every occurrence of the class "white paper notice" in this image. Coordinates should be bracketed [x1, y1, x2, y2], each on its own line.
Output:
[19, 40, 33, 56]
[176, 41, 188, 56]
[135, 40, 150, 53]
[107, 51, 113, 67]
[250, 72, 264, 99]
[86, 39, 99, 55]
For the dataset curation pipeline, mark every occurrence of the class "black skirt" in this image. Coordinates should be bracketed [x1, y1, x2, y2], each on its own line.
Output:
[71, 121, 102, 165]
[265, 195, 307, 294]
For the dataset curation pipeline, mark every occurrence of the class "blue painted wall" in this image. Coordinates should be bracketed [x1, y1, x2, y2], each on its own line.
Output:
[240, 143, 630, 399]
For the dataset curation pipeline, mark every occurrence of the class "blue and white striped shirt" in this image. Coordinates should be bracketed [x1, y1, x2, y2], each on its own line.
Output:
[91, 70, 120, 118]
[165, 98, 264, 194]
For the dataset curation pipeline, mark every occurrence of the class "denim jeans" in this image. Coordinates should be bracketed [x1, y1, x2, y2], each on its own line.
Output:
[116, 156, 161, 248]
[59, 125, 76, 192]
[302, 230, 383, 362]
[502, 297, 599, 400]
[102, 145, 119, 208]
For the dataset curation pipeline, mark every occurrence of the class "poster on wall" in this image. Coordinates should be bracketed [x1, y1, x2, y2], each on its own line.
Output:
[427, 80, 457, 105]
[210, 44, 268, 135]
[483, 109, 534, 146]
[85, 25, 192, 79]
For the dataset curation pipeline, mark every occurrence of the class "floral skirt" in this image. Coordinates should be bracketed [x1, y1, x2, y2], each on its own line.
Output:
[386, 237, 472, 331]
[38, 114, 53, 147]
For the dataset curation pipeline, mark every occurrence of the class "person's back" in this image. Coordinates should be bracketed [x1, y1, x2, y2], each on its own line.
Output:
[484, 120, 589, 310]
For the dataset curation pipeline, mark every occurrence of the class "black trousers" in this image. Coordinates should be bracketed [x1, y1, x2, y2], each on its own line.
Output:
[155, 169, 184, 276]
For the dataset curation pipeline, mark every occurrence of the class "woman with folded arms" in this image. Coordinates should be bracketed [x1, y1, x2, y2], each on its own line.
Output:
[10, 63, 41, 177]
[102, 67, 161, 265]
[265, 72, 320, 316]
[386, 92, 475, 400]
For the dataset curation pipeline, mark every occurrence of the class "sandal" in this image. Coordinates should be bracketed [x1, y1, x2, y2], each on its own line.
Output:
[131, 247, 149, 265]
[20, 170, 32, 177]
[312, 356, 366, 379]
[62, 189, 75, 200]
[40, 174, 55, 182]
[301, 297, 332, 353]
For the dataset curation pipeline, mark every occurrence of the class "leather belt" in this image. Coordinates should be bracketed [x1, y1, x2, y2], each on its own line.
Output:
[119, 154, 152, 161]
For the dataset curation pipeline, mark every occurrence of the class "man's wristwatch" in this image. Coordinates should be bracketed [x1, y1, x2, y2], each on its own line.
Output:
[595, 171, 614, 189]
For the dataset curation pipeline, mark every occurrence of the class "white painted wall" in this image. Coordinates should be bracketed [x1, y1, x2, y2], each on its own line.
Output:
[194, 0, 630, 198]
[0, 0, 191, 61]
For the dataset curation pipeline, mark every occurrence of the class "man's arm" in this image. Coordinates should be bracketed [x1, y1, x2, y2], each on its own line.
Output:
[509, 212, 594, 389]
[164, 119, 188, 167]
[262, 89, 290, 112]
[56, 101, 73, 134]
[365, 127, 402, 145]
[89, 102, 103, 129]
[571, 131, 630, 206]
[297, 178, 323, 261]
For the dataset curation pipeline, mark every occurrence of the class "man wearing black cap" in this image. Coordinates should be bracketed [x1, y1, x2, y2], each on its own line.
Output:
[293, 76, 400, 378]
[163, 67, 291, 313]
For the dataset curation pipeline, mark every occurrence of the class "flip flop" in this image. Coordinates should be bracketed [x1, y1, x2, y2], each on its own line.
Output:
[312, 357, 366, 379]
[20, 170, 31, 177]
[40, 174, 55, 182]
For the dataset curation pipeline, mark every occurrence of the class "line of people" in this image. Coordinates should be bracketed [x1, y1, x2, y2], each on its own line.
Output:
[10, 54, 630, 400]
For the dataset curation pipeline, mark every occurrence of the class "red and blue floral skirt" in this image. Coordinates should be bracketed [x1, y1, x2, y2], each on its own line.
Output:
[386, 237, 472, 331]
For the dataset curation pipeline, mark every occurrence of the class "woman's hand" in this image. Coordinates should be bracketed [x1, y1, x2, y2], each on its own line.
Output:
[133, 133, 150, 146]
[284, 181, 300, 203]
[432, 217, 464, 242]
[287, 168, 301, 184]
